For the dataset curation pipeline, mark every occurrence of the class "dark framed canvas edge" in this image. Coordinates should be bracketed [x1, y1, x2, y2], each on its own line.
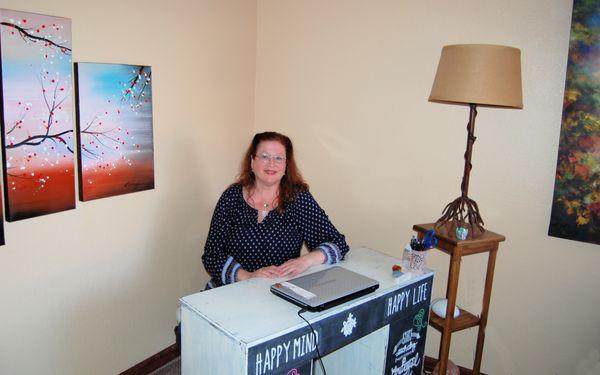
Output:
[0, 34, 8, 246]
[73, 62, 85, 202]
[0, 18, 13, 222]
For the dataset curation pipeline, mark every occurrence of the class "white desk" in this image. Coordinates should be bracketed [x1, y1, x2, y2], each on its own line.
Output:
[180, 247, 433, 375]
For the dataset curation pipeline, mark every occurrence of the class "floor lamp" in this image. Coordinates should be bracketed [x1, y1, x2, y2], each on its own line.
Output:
[429, 44, 523, 239]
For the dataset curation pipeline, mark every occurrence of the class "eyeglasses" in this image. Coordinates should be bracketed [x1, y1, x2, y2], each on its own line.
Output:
[255, 153, 286, 165]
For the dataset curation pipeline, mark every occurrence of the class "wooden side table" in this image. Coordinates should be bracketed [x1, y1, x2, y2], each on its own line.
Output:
[413, 223, 505, 375]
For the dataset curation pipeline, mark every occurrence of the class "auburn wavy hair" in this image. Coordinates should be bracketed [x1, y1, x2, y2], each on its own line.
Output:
[234, 132, 308, 211]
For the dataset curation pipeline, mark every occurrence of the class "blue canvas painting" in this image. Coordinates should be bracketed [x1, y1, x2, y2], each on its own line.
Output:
[74, 62, 154, 201]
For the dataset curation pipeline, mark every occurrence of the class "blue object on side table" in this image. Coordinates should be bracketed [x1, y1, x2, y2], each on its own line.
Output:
[455, 227, 469, 241]
[422, 229, 438, 249]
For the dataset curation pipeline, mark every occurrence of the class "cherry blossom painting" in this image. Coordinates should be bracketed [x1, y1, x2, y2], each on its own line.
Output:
[0, 9, 75, 221]
[74, 63, 154, 201]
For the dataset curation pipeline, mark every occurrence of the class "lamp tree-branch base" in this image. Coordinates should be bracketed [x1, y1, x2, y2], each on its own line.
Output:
[435, 195, 485, 239]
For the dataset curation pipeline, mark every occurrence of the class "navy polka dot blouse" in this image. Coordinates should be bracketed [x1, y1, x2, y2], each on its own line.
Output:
[202, 184, 349, 289]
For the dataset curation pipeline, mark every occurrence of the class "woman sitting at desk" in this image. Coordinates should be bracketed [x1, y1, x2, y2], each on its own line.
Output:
[202, 131, 349, 289]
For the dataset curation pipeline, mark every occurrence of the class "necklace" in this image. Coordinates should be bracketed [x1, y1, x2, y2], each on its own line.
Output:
[260, 203, 269, 221]
[246, 189, 277, 223]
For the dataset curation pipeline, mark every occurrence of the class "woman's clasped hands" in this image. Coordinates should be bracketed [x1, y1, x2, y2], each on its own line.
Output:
[237, 250, 325, 281]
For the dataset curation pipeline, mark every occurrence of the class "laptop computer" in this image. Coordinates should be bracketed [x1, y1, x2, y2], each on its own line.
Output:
[270, 266, 380, 312]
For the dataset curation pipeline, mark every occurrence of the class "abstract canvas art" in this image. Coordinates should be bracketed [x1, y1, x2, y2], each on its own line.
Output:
[549, 0, 600, 245]
[0, 9, 75, 221]
[74, 63, 154, 201]
[0, 192, 4, 246]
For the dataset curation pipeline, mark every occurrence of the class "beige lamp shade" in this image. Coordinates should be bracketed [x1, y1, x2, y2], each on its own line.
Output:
[429, 44, 523, 108]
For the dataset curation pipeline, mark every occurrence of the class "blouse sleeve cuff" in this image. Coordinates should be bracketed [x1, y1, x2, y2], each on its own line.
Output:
[221, 256, 242, 285]
[317, 242, 342, 265]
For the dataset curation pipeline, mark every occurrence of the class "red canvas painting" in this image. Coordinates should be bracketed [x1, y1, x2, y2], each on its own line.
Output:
[0, 9, 75, 221]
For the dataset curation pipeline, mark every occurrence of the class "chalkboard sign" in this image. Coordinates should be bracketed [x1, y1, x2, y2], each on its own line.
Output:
[384, 308, 429, 374]
[264, 361, 312, 375]
[248, 275, 433, 375]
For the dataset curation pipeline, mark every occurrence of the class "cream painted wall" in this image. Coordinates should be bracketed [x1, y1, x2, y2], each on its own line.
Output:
[1, 1, 598, 374]
[254, 1, 600, 374]
[0, 0, 256, 374]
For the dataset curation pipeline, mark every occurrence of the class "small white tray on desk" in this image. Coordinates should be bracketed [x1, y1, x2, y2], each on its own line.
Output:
[180, 247, 434, 375]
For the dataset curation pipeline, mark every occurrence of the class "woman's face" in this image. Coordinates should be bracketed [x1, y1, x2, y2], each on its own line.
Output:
[251, 140, 287, 187]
